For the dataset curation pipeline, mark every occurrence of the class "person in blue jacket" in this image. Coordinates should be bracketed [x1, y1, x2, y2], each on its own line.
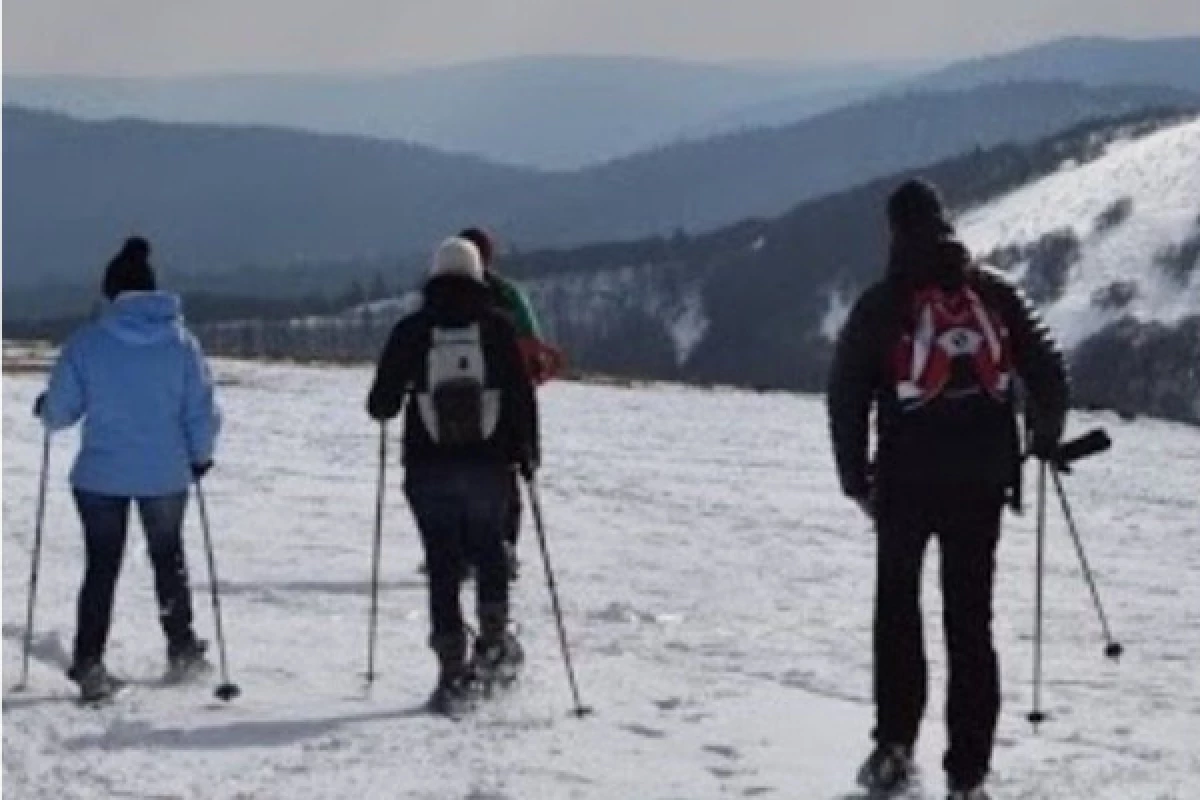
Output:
[36, 236, 222, 702]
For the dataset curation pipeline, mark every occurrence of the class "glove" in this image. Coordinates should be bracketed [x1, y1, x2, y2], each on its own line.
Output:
[32, 393, 46, 418]
[1029, 433, 1061, 464]
[191, 460, 214, 480]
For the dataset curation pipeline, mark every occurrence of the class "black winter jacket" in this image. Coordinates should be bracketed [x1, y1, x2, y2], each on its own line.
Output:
[827, 233, 1069, 500]
[367, 276, 540, 469]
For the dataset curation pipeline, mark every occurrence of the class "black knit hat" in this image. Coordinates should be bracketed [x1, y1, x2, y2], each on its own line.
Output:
[458, 227, 495, 268]
[887, 179, 951, 235]
[103, 236, 157, 300]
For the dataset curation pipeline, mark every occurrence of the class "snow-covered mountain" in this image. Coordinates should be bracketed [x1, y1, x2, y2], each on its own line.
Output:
[959, 118, 1200, 348]
[957, 118, 1200, 420]
[4, 358, 1199, 797]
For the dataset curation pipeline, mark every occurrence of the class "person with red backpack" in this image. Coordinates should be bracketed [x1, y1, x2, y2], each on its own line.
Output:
[828, 180, 1069, 800]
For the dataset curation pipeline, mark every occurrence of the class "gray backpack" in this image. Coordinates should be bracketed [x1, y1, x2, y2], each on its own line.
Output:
[416, 324, 501, 446]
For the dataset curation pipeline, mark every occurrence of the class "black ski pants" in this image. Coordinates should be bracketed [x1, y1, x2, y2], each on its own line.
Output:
[72, 490, 196, 670]
[405, 461, 513, 657]
[872, 483, 1004, 791]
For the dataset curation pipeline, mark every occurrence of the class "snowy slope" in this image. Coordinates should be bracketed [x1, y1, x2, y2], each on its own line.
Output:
[5, 359, 1200, 798]
[958, 117, 1200, 348]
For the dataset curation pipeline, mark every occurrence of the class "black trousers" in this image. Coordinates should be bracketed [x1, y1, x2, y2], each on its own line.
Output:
[72, 490, 196, 670]
[873, 484, 1004, 790]
[405, 462, 514, 656]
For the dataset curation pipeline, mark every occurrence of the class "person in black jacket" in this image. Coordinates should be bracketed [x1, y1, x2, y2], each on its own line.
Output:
[828, 180, 1069, 800]
[367, 237, 540, 711]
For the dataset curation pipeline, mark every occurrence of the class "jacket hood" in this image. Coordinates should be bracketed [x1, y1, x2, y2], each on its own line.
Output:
[422, 275, 492, 325]
[100, 291, 184, 345]
[887, 229, 971, 290]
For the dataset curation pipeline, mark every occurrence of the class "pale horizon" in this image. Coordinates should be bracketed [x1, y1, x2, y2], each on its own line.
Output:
[4, 0, 1199, 78]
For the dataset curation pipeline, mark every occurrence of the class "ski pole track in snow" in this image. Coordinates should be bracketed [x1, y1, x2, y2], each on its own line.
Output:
[4, 359, 1199, 798]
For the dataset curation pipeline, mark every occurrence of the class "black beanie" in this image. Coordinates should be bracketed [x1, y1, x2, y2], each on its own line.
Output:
[458, 227, 495, 267]
[103, 236, 157, 300]
[887, 179, 951, 235]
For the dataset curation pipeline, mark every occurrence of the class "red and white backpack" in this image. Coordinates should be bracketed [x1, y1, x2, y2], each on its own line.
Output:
[892, 284, 1014, 411]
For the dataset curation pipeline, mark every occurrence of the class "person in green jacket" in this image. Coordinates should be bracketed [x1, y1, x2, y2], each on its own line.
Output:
[459, 227, 564, 575]
[458, 228, 563, 384]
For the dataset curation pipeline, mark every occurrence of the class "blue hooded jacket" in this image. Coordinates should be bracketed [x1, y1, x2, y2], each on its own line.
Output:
[41, 292, 221, 497]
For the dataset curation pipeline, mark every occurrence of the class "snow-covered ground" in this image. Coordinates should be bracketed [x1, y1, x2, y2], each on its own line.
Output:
[4, 360, 1199, 799]
[958, 118, 1200, 348]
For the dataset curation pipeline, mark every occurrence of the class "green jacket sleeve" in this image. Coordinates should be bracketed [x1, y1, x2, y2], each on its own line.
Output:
[490, 274, 542, 339]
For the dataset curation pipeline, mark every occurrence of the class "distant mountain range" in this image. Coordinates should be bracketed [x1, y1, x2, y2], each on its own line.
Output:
[515, 81, 1196, 243]
[6, 80, 1194, 299]
[7, 37, 1198, 169]
[3, 57, 915, 170]
[912, 36, 1200, 93]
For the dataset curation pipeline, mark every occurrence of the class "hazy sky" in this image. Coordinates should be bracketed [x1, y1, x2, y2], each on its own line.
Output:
[5, 0, 1200, 75]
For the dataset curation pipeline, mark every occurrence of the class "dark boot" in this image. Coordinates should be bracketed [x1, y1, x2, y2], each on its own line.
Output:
[428, 633, 473, 715]
[70, 661, 125, 704]
[165, 637, 211, 684]
[857, 743, 916, 795]
[473, 606, 524, 686]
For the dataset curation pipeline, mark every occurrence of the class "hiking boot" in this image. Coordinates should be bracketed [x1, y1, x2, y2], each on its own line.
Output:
[947, 785, 990, 800]
[857, 743, 915, 795]
[69, 662, 124, 704]
[471, 627, 525, 692]
[473, 631, 524, 670]
[428, 631, 473, 715]
[165, 638, 211, 683]
[427, 672, 476, 716]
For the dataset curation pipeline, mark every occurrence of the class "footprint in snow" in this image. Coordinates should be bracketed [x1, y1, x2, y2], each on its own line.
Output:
[703, 744, 740, 760]
[587, 602, 664, 625]
[620, 723, 668, 739]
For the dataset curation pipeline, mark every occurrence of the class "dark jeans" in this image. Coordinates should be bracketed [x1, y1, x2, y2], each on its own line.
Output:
[404, 462, 514, 654]
[72, 490, 196, 670]
[873, 484, 1004, 790]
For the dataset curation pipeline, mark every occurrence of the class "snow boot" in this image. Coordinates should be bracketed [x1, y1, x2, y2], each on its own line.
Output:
[428, 672, 476, 716]
[472, 609, 524, 690]
[857, 743, 915, 795]
[428, 633, 475, 716]
[165, 637, 212, 684]
[70, 662, 125, 704]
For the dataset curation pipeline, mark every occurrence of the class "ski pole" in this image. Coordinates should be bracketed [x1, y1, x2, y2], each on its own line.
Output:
[525, 474, 593, 718]
[365, 421, 387, 687]
[1049, 467, 1123, 661]
[1027, 460, 1048, 729]
[195, 481, 241, 702]
[16, 430, 52, 691]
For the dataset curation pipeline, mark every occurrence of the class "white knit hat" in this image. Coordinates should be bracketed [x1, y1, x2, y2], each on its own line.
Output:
[430, 237, 485, 283]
